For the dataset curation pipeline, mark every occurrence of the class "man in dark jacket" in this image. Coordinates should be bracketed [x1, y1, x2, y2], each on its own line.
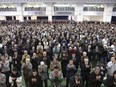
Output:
[61, 51, 69, 78]
[81, 58, 91, 87]
[9, 67, 22, 87]
[70, 73, 83, 87]
[107, 70, 116, 87]
[30, 69, 42, 87]
[89, 67, 103, 87]
[66, 60, 76, 87]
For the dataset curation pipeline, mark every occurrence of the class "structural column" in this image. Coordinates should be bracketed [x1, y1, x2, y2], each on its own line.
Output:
[16, 3, 24, 22]
[103, 4, 114, 22]
[74, 4, 84, 22]
[46, 3, 54, 22]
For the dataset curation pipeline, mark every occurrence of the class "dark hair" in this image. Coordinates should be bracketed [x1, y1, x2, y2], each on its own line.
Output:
[75, 73, 79, 77]
[54, 65, 59, 69]
[32, 69, 37, 72]
[113, 70, 116, 75]
[12, 67, 17, 71]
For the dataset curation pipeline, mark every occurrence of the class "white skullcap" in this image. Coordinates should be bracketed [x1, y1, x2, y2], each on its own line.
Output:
[74, 47, 77, 50]
[69, 47, 72, 50]
[40, 61, 44, 65]
[111, 45, 114, 49]
[83, 52, 87, 55]
[104, 45, 107, 47]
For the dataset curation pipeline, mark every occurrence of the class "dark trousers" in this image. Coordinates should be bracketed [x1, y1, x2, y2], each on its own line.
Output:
[62, 67, 66, 78]
[82, 73, 90, 87]
[82, 77, 89, 87]
[23, 74, 30, 87]
[42, 79, 48, 87]
[66, 78, 70, 87]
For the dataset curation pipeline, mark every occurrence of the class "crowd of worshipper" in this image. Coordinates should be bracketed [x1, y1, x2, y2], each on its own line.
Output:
[0, 21, 116, 87]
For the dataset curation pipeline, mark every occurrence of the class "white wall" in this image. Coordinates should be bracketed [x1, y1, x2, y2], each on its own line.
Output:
[0, 16, 6, 20]
[83, 16, 103, 21]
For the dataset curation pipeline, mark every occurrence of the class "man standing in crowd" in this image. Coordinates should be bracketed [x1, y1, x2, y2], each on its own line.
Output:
[0, 67, 6, 87]
[38, 61, 48, 87]
[49, 66, 63, 87]
[89, 67, 103, 87]
[66, 60, 76, 87]
[22, 58, 32, 87]
[107, 70, 116, 87]
[50, 57, 61, 71]
[30, 69, 42, 87]
[70, 73, 83, 87]
[22, 50, 30, 63]
[31, 53, 39, 71]
[12, 52, 21, 72]
[107, 56, 116, 78]
[9, 67, 22, 87]
[61, 51, 69, 78]
[0, 55, 10, 87]
[81, 58, 91, 87]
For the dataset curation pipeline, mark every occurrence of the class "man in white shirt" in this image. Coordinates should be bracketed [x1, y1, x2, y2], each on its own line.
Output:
[107, 56, 116, 78]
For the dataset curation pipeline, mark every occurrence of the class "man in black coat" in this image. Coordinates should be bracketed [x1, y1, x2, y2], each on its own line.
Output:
[70, 73, 83, 87]
[107, 70, 116, 87]
[30, 69, 42, 87]
[66, 60, 76, 87]
[81, 58, 91, 87]
[9, 67, 22, 87]
[89, 67, 103, 87]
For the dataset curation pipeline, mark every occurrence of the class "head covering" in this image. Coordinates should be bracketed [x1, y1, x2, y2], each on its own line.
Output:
[40, 61, 44, 65]
[83, 52, 87, 55]
[113, 70, 116, 75]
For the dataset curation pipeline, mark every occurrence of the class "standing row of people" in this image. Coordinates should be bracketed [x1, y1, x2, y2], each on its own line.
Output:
[0, 21, 115, 87]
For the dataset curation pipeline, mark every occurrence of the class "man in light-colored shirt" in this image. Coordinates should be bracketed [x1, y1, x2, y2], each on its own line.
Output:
[107, 56, 116, 77]
[0, 67, 6, 87]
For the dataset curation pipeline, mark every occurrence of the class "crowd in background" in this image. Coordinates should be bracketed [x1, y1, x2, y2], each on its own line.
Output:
[0, 21, 116, 87]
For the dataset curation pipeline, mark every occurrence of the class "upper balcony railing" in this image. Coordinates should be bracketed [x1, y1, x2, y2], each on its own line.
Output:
[25, 7, 46, 11]
[54, 7, 75, 11]
[0, 7, 17, 11]
[83, 7, 104, 11]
